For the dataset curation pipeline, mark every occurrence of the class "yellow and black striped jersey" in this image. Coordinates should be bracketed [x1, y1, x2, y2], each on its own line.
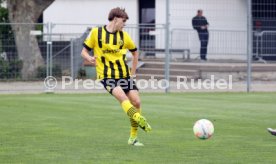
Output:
[83, 25, 137, 79]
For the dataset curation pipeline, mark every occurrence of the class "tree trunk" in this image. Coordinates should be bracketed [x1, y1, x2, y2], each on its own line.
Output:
[7, 0, 55, 79]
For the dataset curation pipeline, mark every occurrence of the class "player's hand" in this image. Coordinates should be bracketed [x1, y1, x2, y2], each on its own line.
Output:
[130, 74, 137, 80]
[87, 56, 97, 66]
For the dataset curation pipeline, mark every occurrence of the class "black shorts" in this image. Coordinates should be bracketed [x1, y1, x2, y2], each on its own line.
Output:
[100, 78, 138, 94]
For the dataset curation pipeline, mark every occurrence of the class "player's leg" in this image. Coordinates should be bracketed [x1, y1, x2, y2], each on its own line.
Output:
[127, 90, 141, 137]
[112, 86, 151, 132]
[126, 90, 152, 146]
[101, 79, 149, 146]
[127, 89, 141, 111]
[126, 90, 141, 145]
[101, 78, 139, 119]
[126, 89, 151, 131]
[112, 86, 141, 122]
[112, 86, 135, 115]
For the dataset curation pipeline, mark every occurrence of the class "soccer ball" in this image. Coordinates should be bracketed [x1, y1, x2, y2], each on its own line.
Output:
[193, 119, 214, 140]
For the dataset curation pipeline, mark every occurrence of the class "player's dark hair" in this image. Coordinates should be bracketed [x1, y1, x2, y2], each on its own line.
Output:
[108, 7, 129, 21]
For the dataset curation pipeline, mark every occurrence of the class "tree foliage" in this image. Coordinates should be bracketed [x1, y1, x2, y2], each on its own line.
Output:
[6, 0, 55, 79]
[0, 0, 14, 53]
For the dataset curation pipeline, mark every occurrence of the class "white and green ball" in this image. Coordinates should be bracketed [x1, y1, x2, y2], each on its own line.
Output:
[193, 119, 214, 140]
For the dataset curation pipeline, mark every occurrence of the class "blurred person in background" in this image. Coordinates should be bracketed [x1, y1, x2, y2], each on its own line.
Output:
[192, 9, 209, 61]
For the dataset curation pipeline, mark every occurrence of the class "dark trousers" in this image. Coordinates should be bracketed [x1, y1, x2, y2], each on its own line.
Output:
[198, 32, 209, 60]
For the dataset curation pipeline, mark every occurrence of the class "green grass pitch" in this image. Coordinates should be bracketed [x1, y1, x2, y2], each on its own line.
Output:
[0, 92, 276, 163]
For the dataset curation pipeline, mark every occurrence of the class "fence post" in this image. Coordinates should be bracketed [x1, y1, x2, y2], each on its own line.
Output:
[46, 22, 50, 77]
[46, 22, 53, 77]
[70, 39, 74, 78]
[164, 0, 171, 93]
[247, 0, 252, 93]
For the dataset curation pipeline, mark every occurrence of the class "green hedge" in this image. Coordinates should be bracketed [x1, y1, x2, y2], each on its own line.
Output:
[0, 58, 23, 79]
[36, 65, 62, 78]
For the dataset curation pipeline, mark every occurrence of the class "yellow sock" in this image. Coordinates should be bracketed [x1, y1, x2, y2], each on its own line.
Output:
[129, 108, 141, 138]
[121, 100, 140, 120]
[130, 119, 138, 138]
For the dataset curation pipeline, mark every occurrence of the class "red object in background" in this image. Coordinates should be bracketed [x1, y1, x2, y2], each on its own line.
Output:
[255, 20, 262, 29]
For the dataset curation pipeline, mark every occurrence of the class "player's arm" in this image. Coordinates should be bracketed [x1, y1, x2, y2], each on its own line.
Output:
[81, 47, 97, 66]
[81, 28, 97, 65]
[130, 50, 138, 77]
[124, 32, 138, 77]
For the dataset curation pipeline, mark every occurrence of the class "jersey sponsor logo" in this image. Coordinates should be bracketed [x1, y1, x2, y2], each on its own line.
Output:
[102, 49, 120, 54]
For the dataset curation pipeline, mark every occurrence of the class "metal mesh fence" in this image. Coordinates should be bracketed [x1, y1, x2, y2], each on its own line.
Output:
[167, 0, 276, 90]
[252, 0, 276, 60]
[0, 1, 276, 93]
[0, 23, 91, 81]
[169, 0, 248, 60]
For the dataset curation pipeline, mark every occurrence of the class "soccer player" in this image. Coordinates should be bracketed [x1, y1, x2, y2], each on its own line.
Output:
[267, 128, 276, 136]
[81, 7, 151, 146]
